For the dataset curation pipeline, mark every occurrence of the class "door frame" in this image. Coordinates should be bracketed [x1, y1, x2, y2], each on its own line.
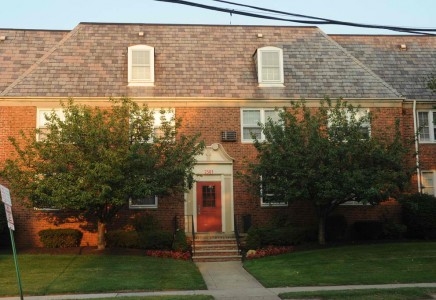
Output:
[186, 143, 234, 233]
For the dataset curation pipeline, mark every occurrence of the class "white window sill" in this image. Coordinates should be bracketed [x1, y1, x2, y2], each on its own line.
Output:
[258, 83, 285, 88]
[129, 205, 158, 210]
[128, 82, 155, 87]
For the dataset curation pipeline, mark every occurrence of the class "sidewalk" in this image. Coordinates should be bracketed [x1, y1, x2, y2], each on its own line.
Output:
[1, 261, 436, 300]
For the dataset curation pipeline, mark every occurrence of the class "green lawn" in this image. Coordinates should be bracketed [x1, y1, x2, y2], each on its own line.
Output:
[0, 254, 206, 297]
[279, 287, 436, 300]
[244, 242, 436, 288]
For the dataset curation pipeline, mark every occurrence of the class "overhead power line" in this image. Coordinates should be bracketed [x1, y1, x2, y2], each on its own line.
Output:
[155, 0, 436, 35]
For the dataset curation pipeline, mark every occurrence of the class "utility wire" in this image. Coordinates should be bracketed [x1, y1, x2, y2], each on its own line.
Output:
[213, 0, 436, 34]
[155, 0, 436, 35]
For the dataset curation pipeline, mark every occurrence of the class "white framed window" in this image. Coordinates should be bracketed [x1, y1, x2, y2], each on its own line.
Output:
[241, 108, 280, 143]
[328, 108, 371, 139]
[37, 108, 64, 141]
[129, 196, 158, 209]
[417, 111, 436, 143]
[260, 176, 287, 207]
[421, 171, 435, 196]
[130, 109, 175, 143]
[128, 45, 155, 86]
[254, 46, 284, 86]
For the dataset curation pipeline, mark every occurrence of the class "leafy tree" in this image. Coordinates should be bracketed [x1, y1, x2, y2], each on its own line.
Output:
[1, 98, 204, 249]
[244, 98, 412, 245]
[426, 74, 436, 93]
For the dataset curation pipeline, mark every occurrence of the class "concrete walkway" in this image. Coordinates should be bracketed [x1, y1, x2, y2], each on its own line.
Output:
[1, 261, 436, 299]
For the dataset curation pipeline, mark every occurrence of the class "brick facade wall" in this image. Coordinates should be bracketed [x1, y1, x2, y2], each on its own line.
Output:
[0, 101, 433, 248]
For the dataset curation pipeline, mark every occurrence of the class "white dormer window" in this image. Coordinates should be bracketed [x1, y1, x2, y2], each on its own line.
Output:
[128, 45, 155, 86]
[254, 46, 284, 87]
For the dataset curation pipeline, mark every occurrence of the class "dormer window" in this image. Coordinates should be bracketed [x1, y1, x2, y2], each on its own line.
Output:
[254, 46, 284, 87]
[128, 45, 155, 86]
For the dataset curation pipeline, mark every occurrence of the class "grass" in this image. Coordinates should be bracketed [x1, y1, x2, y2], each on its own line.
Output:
[0, 253, 206, 297]
[279, 287, 436, 299]
[244, 242, 436, 288]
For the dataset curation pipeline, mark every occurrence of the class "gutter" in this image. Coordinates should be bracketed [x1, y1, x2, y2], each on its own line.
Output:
[413, 100, 421, 193]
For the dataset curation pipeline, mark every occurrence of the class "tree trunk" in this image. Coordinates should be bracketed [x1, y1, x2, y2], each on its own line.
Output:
[97, 220, 107, 250]
[318, 215, 326, 245]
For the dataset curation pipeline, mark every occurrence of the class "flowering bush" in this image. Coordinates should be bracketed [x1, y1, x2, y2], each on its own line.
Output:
[245, 246, 294, 260]
[145, 250, 191, 260]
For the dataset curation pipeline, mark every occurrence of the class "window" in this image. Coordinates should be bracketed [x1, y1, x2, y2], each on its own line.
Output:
[417, 111, 436, 142]
[37, 108, 64, 141]
[254, 46, 284, 86]
[129, 195, 158, 209]
[421, 171, 435, 196]
[241, 108, 280, 142]
[128, 45, 155, 86]
[130, 109, 174, 143]
[260, 176, 287, 207]
[328, 108, 371, 140]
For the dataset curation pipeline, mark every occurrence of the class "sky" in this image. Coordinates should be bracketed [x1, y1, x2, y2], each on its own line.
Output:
[1, 0, 435, 35]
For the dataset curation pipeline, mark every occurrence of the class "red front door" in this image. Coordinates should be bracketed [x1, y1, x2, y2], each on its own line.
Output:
[197, 181, 222, 232]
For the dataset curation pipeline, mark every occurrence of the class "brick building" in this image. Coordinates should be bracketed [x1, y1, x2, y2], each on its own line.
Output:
[0, 23, 435, 247]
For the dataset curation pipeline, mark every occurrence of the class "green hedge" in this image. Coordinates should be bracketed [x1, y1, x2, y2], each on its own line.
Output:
[245, 225, 316, 250]
[106, 230, 139, 248]
[38, 229, 83, 248]
[400, 193, 436, 239]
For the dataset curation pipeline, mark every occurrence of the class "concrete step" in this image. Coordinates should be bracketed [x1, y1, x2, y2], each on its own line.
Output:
[193, 255, 242, 262]
[192, 232, 241, 262]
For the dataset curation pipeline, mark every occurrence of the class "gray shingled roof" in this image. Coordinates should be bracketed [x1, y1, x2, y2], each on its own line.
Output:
[1, 23, 405, 99]
[332, 35, 436, 100]
[0, 29, 68, 93]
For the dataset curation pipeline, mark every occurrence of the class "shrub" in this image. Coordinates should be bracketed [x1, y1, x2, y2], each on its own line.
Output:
[38, 228, 83, 248]
[382, 220, 407, 239]
[138, 230, 173, 250]
[352, 221, 384, 240]
[132, 214, 160, 232]
[400, 193, 436, 239]
[172, 229, 190, 252]
[245, 246, 294, 260]
[245, 225, 315, 250]
[326, 214, 348, 241]
[145, 250, 191, 260]
[106, 230, 139, 248]
[0, 205, 6, 234]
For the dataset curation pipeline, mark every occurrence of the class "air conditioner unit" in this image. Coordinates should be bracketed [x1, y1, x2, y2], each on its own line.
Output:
[221, 131, 237, 142]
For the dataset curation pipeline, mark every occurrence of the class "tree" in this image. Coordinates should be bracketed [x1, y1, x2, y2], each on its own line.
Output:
[244, 98, 412, 245]
[1, 98, 204, 249]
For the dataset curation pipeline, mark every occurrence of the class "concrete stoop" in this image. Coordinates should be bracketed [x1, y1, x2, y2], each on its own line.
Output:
[192, 233, 242, 262]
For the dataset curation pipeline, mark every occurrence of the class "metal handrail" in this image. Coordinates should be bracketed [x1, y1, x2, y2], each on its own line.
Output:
[173, 215, 195, 257]
[234, 214, 242, 255]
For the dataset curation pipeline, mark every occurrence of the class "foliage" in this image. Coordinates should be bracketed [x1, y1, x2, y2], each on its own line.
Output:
[245, 246, 294, 260]
[245, 225, 315, 250]
[325, 214, 348, 241]
[244, 97, 412, 244]
[352, 221, 384, 240]
[38, 228, 83, 248]
[131, 214, 160, 232]
[399, 193, 436, 239]
[1, 98, 204, 249]
[145, 250, 191, 260]
[0, 205, 6, 233]
[382, 219, 407, 239]
[426, 74, 436, 93]
[138, 230, 173, 250]
[172, 229, 190, 252]
[105, 230, 139, 248]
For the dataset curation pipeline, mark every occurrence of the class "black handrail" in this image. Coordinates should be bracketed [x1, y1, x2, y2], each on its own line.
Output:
[234, 214, 242, 255]
[173, 215, 195, 257]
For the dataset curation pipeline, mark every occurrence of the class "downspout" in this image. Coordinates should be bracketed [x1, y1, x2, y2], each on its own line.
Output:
[413, 100, 422, 193]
